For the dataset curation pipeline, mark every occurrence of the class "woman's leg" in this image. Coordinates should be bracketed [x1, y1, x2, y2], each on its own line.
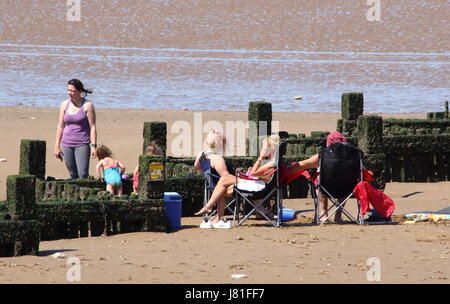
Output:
[74, 144, 91, 178]
[195, 175, 236, 215]
[319, 195, 328, 222]
[212, 197, 226, 223]
[61, 146, 79, 179]
[225, 184, 234, 197]
[334, 199, 346, 222]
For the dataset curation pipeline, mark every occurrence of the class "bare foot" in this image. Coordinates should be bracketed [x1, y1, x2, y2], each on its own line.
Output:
[194, 206, 212, 216]
[319, 214, 328, 223]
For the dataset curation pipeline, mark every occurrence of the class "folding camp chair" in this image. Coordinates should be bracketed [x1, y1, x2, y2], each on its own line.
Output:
[233, 143, 286, 227]
[200, 155, 235, 221]
[311, 142, 365, 225]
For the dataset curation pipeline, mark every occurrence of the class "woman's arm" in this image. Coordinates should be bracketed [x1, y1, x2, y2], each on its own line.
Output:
[288, 154, 319, 172]
[85, 102, 97, 159]
[54, 101, 67, 158]
[250, 139, 275, 177]
[249, 158, 276, 177]
[194, 152, 204, 172]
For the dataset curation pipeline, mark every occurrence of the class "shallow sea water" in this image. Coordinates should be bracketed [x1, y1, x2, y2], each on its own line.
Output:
[0, 0, 448, 112]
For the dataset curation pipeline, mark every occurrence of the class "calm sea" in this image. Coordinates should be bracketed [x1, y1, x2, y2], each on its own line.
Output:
[0, 0, 448, 113]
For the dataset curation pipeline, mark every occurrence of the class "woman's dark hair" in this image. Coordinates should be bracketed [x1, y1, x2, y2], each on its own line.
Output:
[68, 79, 93, 96]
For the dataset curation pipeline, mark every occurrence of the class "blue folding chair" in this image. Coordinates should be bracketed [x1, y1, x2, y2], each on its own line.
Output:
[199, 153, 235, 222]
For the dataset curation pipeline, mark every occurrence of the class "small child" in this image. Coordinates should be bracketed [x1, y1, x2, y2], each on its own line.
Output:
[95, 145, 126, 195]
[132, 141, 163, 194]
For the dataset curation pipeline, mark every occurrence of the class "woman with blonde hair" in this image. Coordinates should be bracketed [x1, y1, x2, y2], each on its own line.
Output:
[193, 129, 232, 228]
[194, 133, 280, 228]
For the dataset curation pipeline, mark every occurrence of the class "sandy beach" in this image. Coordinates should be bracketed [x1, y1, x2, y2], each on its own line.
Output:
[0, 106, 449, 284]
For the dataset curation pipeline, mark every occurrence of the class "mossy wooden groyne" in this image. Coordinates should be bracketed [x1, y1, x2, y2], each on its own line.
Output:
[1, 174, 168, 257]
[1, 175, 40, 257]
[247, 101, 272, 156]
[37, 196, 166, 240]
[143, 121, 167, 157]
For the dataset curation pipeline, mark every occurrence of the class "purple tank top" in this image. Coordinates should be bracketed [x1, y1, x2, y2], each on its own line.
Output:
[61, 99, 90, 147]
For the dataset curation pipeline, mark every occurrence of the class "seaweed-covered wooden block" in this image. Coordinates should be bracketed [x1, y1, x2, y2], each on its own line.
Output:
[363, 154, 387, 190]
[357, 115, 383, 154]
[164, 177, 204, 216]
[310, 131, 330, 138]
[338, 119, 358, 137]
[19, 139, 46, 179]
[248, 102, 272, 156]
[143, 122, 167, 156]
[305, 146, 317, 156]
[0, 220, 40, 257]
[286, 143, 296, 156]
[225, 156, 254, 174]
[341, 93, 364, 120]
[288, 176, 309, 198]
[383, 134, 450, 154]
[337, 119, 343, 133]
[278, 131, 289, 139]
[139, 155, 165, 178]
[383, 118, 450, 134]
[139, 180, 165, 200]
[248, 101, 272, 135]
[427, 112, 446, 120]
[7, 175, 36, 221]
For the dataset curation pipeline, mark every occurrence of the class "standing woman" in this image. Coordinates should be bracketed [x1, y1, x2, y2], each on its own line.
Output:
[54, 79, 97, 179]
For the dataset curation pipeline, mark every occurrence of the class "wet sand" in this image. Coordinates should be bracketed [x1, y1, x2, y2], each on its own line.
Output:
[1, 0, 449, 112]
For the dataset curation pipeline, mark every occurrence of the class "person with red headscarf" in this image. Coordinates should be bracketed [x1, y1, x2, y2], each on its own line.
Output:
[288, 131, 349, 222]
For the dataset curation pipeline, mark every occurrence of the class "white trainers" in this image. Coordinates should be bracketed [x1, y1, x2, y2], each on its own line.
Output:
[199, 219, 213, 229]
[212, 218, 232, 229]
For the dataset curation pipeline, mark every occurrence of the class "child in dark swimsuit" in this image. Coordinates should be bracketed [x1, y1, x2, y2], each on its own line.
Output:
[95, 145, 126, 195]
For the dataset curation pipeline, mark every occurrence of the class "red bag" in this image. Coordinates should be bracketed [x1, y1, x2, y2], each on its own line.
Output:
[280, 164, 311, 185]
[362, 169, 373, 182]
[353, 181, 395, 218]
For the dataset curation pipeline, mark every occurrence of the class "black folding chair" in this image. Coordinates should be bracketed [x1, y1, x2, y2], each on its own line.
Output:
[311, 142, 365, 225]
[233, 143, 286, 227]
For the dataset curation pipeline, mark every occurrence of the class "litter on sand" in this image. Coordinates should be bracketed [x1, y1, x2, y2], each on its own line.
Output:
[52, 252, 66, 259]
[231, 274, 248, 279]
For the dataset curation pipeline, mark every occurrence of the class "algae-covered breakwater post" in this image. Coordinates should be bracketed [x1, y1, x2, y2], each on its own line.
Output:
[1, 94, 450, 257]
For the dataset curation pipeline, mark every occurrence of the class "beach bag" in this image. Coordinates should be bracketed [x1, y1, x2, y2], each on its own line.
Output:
[353, 181, 395, 218]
